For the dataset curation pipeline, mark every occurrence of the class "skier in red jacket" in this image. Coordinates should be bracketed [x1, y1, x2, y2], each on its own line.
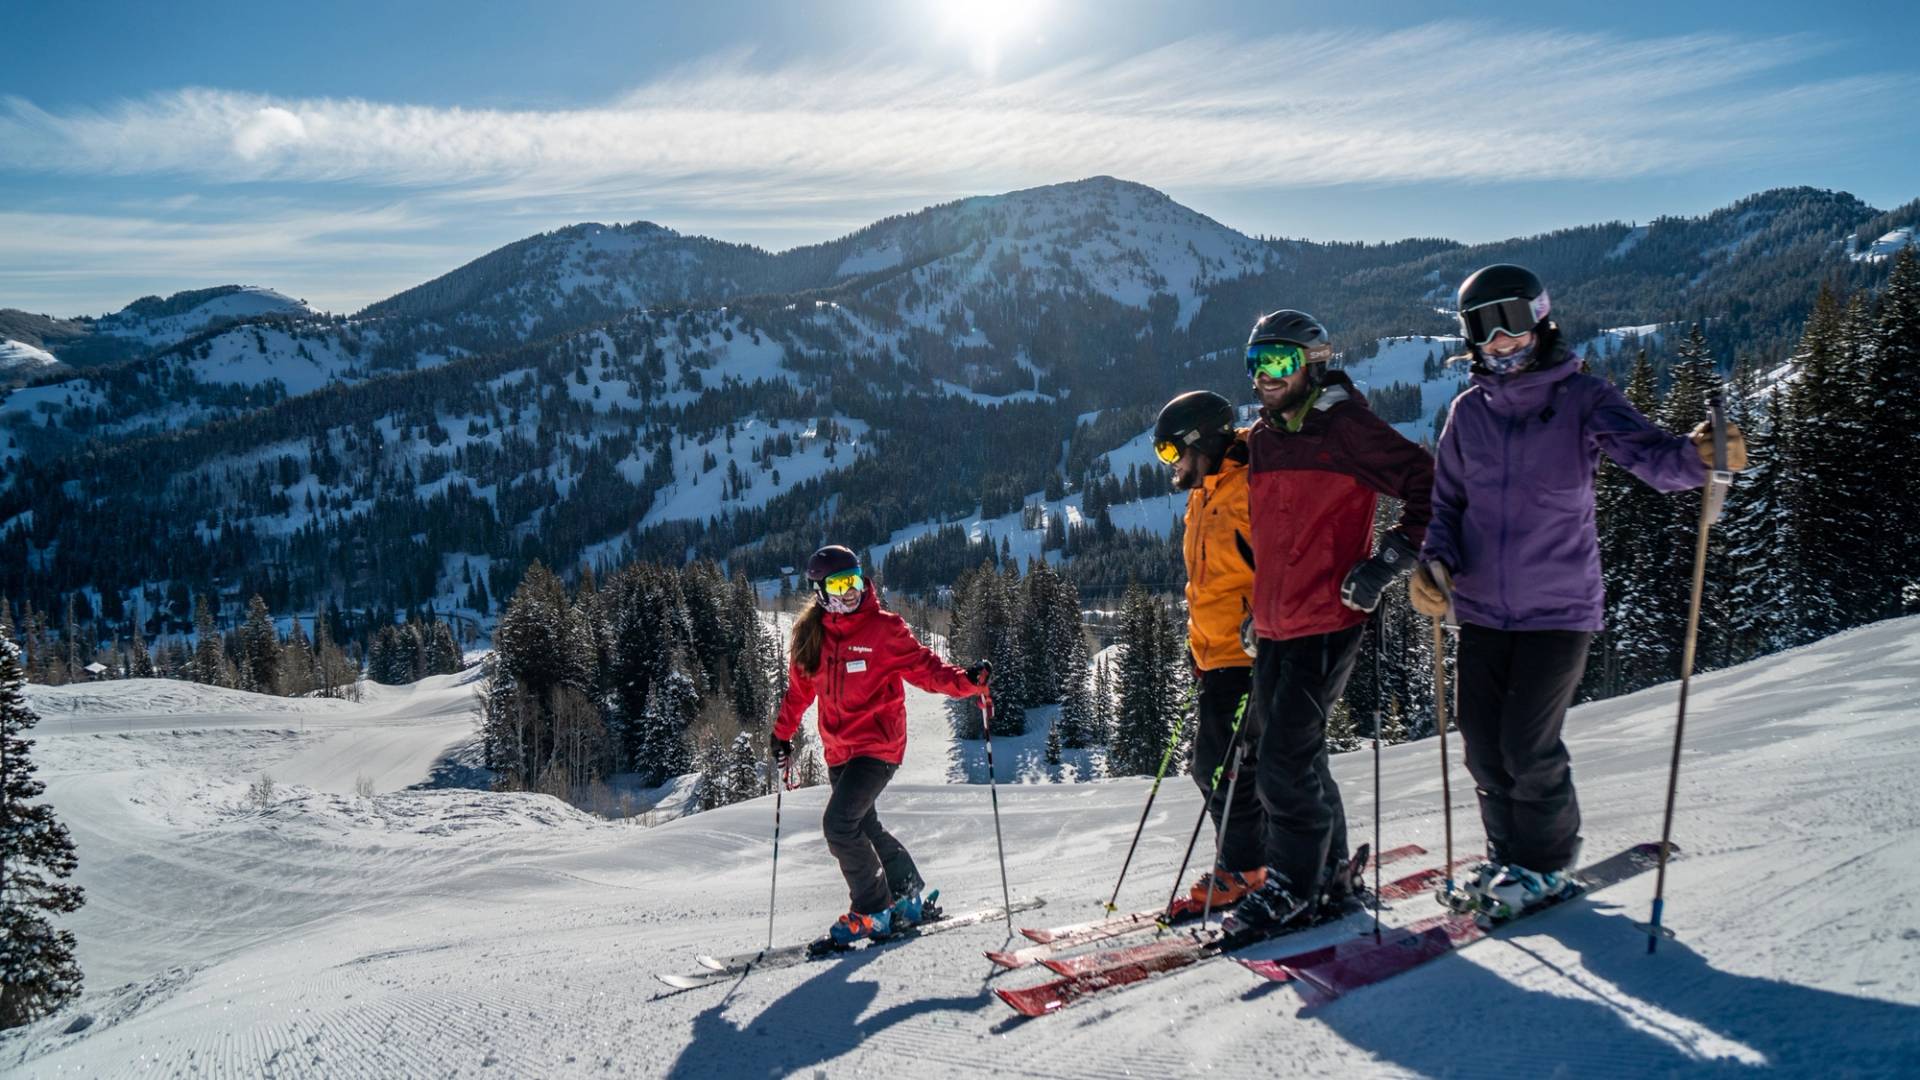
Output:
[772, 545, 990, 947]
[1223, 310, 1435, 936]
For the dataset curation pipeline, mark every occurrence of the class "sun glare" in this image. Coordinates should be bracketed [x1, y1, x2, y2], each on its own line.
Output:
[938, 0, 1045, 75]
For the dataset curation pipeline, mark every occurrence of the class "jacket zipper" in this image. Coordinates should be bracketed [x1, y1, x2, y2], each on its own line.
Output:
[1499, 414, 1514, 629]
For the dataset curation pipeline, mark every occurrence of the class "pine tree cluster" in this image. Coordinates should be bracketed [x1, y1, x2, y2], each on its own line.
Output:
[481, 559, 786, 813]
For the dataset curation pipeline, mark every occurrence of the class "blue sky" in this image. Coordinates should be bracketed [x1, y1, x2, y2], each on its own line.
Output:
[4, 0, 1917, 316]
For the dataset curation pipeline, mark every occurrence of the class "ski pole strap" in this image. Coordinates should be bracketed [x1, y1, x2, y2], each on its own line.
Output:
[1703, 390, 1733, 525]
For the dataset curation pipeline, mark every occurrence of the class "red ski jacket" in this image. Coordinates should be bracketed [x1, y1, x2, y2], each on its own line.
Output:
[774, 600, 982, 767]
[1247, 371, 1434, 641]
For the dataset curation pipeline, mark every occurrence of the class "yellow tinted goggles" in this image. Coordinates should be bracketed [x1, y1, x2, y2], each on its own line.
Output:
[822, 570, 865, 596]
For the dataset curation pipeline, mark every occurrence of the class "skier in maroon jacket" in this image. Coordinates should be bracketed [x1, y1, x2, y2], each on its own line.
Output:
[1223, 309, 1435, 935]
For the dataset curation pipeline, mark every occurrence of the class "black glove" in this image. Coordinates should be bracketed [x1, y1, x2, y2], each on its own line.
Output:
[965, 660, 992, 687]
[1341, 532, 1420, 613]
[770, 736, 793, 771]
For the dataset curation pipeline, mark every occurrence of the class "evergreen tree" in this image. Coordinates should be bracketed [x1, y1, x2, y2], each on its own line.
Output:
[240, 595, 280, 694]
[1090, 656, 1115, 747]
[425, 619, 462, 675]
[1110, 583, 1182, 775]
[0, 639, 85, 1028]
[1782, 286, 1874, 638]
[1865, 247, 1920, 614]
[190, 595, 228, 687]
[278, 617, 315, 697]
[1660, 326, 1728, 670]
[130, 630, 155, 679]
[1605, 349, 1682, 692]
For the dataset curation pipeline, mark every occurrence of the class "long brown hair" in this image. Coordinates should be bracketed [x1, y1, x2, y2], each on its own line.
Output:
[789, 599, 827, 674]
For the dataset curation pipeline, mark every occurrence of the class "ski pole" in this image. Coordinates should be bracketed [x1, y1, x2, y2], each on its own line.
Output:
[1165, 692, 1247, 926]
[1103, 682, 1197, 913]
[1372, 610, 1385, 940]
[1648, 391, 1734, 953]
[981, 694, 1015, 928]
[1428, 562, 1459, 910]
[766, 756, 793, 956]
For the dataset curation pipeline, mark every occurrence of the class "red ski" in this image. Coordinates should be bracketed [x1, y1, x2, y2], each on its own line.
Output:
[991, 843, 1424, 969]
[1257, 842, 1673, 1002]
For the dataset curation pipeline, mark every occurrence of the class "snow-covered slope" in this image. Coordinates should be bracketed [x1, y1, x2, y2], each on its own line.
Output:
[94, 286, 313, 347]
[837, 176, 1276, 332]
[13, 614, 1920, 1075]
[0, 337, 60, 372]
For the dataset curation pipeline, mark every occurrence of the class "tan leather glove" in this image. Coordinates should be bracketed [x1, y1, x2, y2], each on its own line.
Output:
[1410, 563, 1450, 619]
[1690, 421, 1748, 471]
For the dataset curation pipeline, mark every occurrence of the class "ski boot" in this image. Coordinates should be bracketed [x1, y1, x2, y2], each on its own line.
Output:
[1189, 867, 1267, 907]
[1319, 842, 1372, 913]
[1438, 861, 1502, 913]
[1476, 864, 1578, 925]
[808, 907, 895, 956]
[890, 887, 941, 928]
[1220, 871, 1311, 937]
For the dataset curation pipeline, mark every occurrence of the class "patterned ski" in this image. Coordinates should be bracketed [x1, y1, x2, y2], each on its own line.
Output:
[990, 843, 1424, 969]
[1262, 842, 1674, 1002]
[995, 900, 1366, 1017]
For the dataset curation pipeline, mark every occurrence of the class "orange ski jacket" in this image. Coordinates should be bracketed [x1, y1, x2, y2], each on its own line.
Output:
[1183, 434, 1256, 671]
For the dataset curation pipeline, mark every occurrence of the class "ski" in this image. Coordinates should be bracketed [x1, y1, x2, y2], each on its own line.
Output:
[657, 896, 1046, 990]
[1373, 856, 1478, 902]
[998, 843, 1424, 964]
[1001, 853, 1459, 980]
[1258, 842, 1673, 1002]
[995, 898, 1367, 1017]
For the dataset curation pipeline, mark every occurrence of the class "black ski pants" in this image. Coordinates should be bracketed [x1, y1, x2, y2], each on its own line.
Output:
[1252, 624, 1362, 896]
[1454, 626, 1592, 872]
[824, 756, 921, 915]
[1190, 664, 1265, 874]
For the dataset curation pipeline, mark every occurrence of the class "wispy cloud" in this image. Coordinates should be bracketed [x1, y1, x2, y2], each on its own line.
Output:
[2, 22, 1911, 314]
[1, 24, 1904, 199]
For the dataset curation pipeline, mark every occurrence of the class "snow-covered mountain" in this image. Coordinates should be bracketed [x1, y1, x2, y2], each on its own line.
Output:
[10, 612, 1918, 1075]
[93, 285, 314, 345]
[3, 181, 1915, 636]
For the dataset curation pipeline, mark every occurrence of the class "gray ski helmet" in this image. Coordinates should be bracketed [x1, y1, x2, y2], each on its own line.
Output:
[1153, 390, 1236, 465]
[1247, 309, 1335, 373]
[1456, 264, 1551, 347]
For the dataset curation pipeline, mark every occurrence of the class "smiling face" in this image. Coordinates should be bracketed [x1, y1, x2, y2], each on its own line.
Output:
[1480, 329, 1535, 361]
[1255, 365, 1314, 417]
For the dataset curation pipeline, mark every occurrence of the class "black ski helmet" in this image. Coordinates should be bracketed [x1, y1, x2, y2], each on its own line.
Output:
[805, 545, 861, 601]
[1154, 390, 1236, 466]
[1456, 264, 1551, 348]
[1246, 309, 1335, 378]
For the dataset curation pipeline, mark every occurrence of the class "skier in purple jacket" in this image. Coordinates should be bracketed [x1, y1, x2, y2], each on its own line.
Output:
[1410, 264, 1746, 919]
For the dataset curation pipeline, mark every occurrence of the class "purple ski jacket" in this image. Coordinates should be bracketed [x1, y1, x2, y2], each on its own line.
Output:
[1420, 350, 1705, 632]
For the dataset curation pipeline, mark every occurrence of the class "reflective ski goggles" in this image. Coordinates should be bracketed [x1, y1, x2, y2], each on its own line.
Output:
[1459, 292, 1551, 347]
[820, 569, 865, 596]
[1246, 342, 1310, 381]
[1153, 438, 1186, 465]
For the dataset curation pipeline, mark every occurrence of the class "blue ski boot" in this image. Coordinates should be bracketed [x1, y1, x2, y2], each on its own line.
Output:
[827, 907, 894, 947]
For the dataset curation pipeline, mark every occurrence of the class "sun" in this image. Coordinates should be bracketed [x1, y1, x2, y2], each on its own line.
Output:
[937, 0, 1046, 75]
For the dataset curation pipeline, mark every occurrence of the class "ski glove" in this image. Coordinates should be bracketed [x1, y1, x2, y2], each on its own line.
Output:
[1340, 532, 1420, 613]
[771, 736, 793, 771]
[1689, 420, 1748, 471]
[966, 660, 992, 687]
[1410, 563, 1450, 619]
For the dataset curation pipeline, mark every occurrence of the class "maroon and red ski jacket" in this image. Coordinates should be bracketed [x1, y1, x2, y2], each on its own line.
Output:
[1246, 371, 1435, 641]
[774, 599, 982, 767]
